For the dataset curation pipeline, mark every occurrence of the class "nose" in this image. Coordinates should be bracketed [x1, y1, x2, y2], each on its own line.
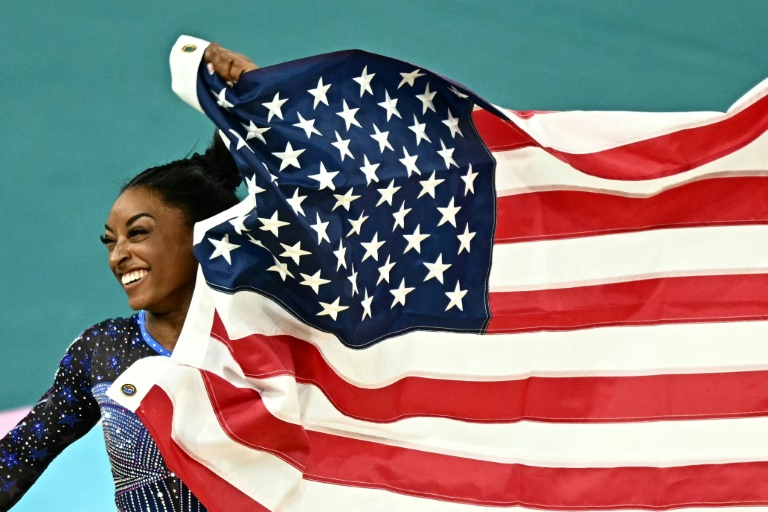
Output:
[109, 238, 130, 270]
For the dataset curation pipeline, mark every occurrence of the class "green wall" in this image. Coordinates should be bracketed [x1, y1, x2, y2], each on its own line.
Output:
[1, 1, 766, 411]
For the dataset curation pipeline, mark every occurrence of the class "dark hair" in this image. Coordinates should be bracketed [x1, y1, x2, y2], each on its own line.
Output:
[122, 133, 242, 224]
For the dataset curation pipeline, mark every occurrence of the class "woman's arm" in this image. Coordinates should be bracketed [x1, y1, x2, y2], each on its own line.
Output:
[204, 42, 258, 84]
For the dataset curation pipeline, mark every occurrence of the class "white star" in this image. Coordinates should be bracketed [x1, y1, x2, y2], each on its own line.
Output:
[418, 171, 445, 199]
[246, 233, 266, 248]
[228, 213, 250, 234]
[218, 130, 231, 149]
[331, 131, 354, 161]
[457, 223, 476, 254]
[333, 240, 347, 270]
[398, 68, 426, 88]
[347, 210, 369, 237]
[258, 211, 290, 237]
[437, 198, 461, 227]
[213, 88, 233, 109]
[241, 121, 270, 144]
[208, 234, 240, 265]
[370, 123, 394, 153]
[377, 90, 401, 121]
[310, 213, 331, 245]
[442, 109, 463, 138]
[448, 85, 469, 99]
[279, 241, 311, 265]
[403, 224, 430, 254]
[293, 112, 322, 138]
[437, 139, 458, 169]
[376, 179, 401, 206]
[416, 83, 437, 115]
[300, 270, 331, 295]
[308, 77, 331, 108]
[359, 155, 380, 185]
[377, 256, 396, 285]
[390, 278, 415, 308]
[361, 289, 374, 320]
[408, 114, 431, 146]
[228, 129, 253, 152]
[267, 255, 293, 281]
[392, 201, 411, 231]
[262, 92, 288, 122]
[245, 174, 265, 197]
[286, 188, 307, 216]
[333, 188, 361, 211]
[309, 162, 339, 191]
[272, 142, 305, 171]
[336, 100, 362, 130]
[399, 147, 421, 177]
[361, 232, 385, 262]
[461, 165, 479, 195]
[423, 254, 452, 284]
[445, 281, 468, 311]
[348, 265, 359, 295]
[353, 65, 375, 97]
[318, 297, 349, 321]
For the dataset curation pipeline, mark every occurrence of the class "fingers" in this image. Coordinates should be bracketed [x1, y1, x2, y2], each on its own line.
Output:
[204, 42, 259, 83]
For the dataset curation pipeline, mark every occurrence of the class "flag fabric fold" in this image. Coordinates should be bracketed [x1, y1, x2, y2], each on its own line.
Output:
[109, 35, 768, 511]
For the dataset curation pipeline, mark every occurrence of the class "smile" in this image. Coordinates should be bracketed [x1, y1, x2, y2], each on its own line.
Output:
[121, 270, 148, 286]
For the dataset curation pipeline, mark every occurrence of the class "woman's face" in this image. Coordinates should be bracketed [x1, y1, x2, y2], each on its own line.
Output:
[102, 187, 198, 314]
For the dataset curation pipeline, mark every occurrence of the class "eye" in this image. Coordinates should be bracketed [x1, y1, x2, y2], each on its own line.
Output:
[128, 227, 149, 238]
[100, 234, 114, 245]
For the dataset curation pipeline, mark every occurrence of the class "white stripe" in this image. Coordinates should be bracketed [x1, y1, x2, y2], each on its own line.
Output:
[492, 78, 768, 153]
[493, 130, 768, 197]
[195, 339, 768, 468]
[489, 224, 768, 291]
[209, 288, 768, 384]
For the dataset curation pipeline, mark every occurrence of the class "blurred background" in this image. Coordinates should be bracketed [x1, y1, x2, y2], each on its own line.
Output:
[1, 1, 766, 509]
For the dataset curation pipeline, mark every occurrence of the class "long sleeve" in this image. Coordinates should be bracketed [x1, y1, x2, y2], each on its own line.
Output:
[0, 334, 101, 510]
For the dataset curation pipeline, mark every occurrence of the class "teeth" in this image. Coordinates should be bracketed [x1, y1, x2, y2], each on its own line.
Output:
[121, 270, 148, 285]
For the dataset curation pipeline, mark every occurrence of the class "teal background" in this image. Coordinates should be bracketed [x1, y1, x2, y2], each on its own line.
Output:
[1, 1, 766, 509]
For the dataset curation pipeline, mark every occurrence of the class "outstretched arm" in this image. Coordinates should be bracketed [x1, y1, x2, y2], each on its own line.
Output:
[204, 42, 258, 84]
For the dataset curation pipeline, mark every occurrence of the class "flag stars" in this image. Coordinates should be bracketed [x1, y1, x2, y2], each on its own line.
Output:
[267, 255, 293, 281]
[408, 114, 431, 146]
[213, 88, 234, 109]
[461, 165, 478, 195]
[318, 298, 349, 321]
[310, 213, 331, 244]
[333, 240, 347, 270]
[403, 224, 430, 254]
[336, 100, 362, 130]
[208, 234, 241, 265]
[377, 256, 396, 285]
[442, 109, 464, 138]
[361, 233, 386, 262]
[445, 281, 468, 311]
[308, 77, 332, 108]
[353, 65, 376, 97]
[418, 171, 445, 199]
[258, 211, 290, 237]
[280, 241, 311, 265]
[348, 265, 359, 295]
[272, 142, 305, 171]
[399, 147, 421, 177]
[293, 112, 322, 138]
[359, 155, 381, 185]
[241, 121, 270, 144]
[416, 83, 437, 114]
[457, 223, 476, 254]
[361, 289, 374, 320]
[448, 85, 469, 99]
[287, 188, 308, 216]
[309, 162, 339, 191]
[263, 92, 289, 121]
[377, 179, 401, 206]
[390, 278, 415, 308]
[437, 198, 462, 227]
[333, 188, 361, 211]
[370, 123, 394, 153]
[392, 201, 411, 231]
[300, 270, 331, 294]
[347, 210, 369, 237]
[228, 129, 253, 152]
[398, 68, 426, 88]
[423, 254, 451, 284]
[331, 131, 354, 161]
[229, 213, 250, 234]
[378, 90, 402, 121]
[245, 174, 265, 197]
[437, 139, 458, 169]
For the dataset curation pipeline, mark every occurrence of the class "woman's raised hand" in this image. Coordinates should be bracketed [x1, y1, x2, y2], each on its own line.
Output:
[204, 42, 258, 83]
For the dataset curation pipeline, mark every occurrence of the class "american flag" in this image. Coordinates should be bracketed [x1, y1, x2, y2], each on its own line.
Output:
[110, 35, 768, 510]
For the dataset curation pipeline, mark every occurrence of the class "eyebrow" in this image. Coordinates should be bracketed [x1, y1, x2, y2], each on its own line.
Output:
[104, 212, 155, 232]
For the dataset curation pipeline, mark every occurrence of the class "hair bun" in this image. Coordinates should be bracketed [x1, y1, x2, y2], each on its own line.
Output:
[201, 132, 242, 193]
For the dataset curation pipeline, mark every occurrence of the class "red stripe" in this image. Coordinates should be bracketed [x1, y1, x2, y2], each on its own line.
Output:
[136, 386, 270, 512]
[495, 176, 768, 243]
[211, 314, 768, 423]
[198, 371, 768, 509]
[474, 94, 768, 180]
[488, 273, 768, 333]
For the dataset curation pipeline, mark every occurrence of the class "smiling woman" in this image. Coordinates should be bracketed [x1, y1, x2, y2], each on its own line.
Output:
[0, 44, 253, 512]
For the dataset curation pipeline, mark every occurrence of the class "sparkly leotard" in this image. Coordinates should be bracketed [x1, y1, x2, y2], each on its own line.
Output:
[0, 313, 207, 511]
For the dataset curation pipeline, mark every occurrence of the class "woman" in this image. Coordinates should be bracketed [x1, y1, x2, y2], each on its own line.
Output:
[0, 44, 257, 512]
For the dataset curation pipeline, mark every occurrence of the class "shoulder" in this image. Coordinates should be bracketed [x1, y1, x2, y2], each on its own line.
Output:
[68, 315, 141, 353]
